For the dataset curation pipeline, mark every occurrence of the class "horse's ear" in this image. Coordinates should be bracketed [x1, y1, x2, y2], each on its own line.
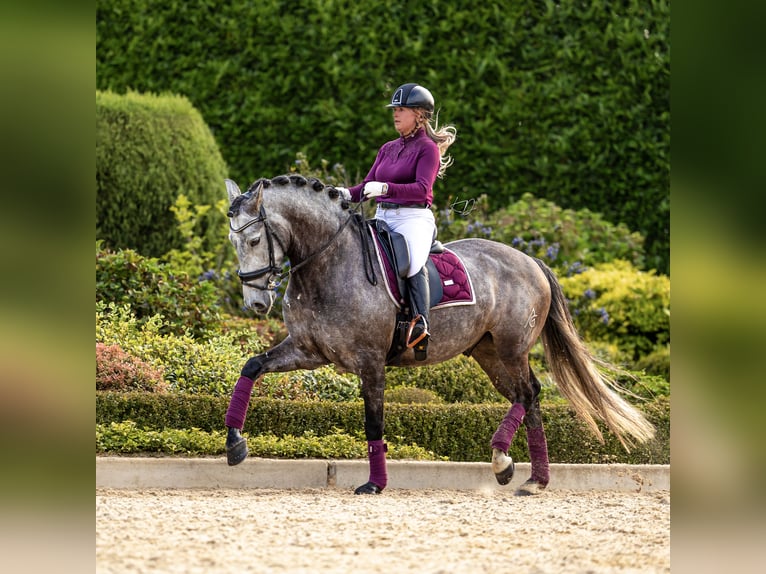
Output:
[250, 181, 264, 212]
[225, 179, 241, 204]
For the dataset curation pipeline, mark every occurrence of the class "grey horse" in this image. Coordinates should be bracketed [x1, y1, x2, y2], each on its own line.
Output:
[223, 174, 654, 495]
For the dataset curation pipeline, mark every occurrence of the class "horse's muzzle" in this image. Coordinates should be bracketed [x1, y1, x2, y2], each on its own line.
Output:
[244, 289, 275, 315]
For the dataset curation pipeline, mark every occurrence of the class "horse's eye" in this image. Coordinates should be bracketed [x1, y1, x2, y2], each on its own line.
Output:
[249, 235, 261, 248]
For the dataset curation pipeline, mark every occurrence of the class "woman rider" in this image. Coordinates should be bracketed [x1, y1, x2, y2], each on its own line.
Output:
[342, 83, 457, 353]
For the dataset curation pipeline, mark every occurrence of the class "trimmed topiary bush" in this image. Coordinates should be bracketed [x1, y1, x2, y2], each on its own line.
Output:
[96, 392, 669, 464]
[633, 345, 670, 381]
[96, 421, 444, 459]
[96, 90, 228, 257]
[263, 368, 361, 402]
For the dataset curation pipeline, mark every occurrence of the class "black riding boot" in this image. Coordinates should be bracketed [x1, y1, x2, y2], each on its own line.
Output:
[406, 266, 430, 359]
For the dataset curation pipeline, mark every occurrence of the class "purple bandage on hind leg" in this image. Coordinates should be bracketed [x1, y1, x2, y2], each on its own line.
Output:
[367, 440, 388, 489]
[225, 376, 255, 429]
[527, 425, 550, 486]
[491, 403, 526, 453]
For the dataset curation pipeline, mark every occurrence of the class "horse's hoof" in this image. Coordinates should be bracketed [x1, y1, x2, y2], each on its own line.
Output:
[226, 428, 248, 466]
[491, 449, 515, 485]
[354, 482, 383, 495]
[515, 479, 547, 496]
[494, 460, 516, 485]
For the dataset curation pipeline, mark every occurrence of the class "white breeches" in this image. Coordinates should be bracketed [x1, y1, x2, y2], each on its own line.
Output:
[375, 206, 436, 278]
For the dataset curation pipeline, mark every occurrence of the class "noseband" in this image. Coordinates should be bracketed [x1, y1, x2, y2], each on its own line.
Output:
[230, 204, 355, 290]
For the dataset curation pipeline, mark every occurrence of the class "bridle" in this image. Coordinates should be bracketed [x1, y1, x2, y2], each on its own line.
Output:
[230, 203, 357, 291]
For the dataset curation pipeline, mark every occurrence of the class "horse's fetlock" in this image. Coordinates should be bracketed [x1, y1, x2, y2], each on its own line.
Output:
[241, 357, 263, 380]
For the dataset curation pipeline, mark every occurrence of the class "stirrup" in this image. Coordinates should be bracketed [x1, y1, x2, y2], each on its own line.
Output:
[406, 315, 429, 348]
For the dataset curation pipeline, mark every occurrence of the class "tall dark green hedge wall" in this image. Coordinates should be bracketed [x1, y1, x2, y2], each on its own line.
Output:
[97, 0, 670, 273]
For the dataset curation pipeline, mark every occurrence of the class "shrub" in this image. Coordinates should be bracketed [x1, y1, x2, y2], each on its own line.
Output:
[97, 421, 226, 454]
[263, 367, 361, 402]
[298, 368, 361, 402]
[560, 260, 670, 360]
[96, 302, 261, 395]
[96, 243, 224, 338]
[96, 343, 167, 392]
[385, 356, 504, 404]
[633, 345, 670, 381]
[385, 387, 444, 404]
[162, 194, 247, 318]
[96, 90, 228, 258]
[437, 193, 646, 274]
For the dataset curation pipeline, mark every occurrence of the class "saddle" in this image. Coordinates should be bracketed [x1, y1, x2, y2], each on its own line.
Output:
[371, 219, 444, 308]
[369, 219, 444, 363]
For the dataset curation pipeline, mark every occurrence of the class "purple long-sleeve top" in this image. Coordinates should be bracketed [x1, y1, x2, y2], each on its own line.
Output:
[348, 128, 440, 207]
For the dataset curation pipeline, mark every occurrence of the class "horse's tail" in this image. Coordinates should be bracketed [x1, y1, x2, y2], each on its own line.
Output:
[533, 258, 655, 450]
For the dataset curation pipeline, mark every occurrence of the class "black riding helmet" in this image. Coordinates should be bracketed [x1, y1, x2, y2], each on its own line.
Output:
[386, 83, 435, 114]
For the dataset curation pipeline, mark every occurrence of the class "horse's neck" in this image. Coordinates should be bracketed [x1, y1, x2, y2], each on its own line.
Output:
[270, 195, 353, 265]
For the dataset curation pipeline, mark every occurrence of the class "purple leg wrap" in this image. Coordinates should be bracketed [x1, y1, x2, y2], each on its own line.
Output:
[367, 440, 388, 490]
[527, 426, 550, 486]
[491, 403, 526, 452]
[225, 376, 255, 429]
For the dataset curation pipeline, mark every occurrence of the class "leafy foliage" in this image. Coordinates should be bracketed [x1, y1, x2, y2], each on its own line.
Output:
[259, 368, 361, 402]
[96, 242, 225, 338]
[560, 260, 670, 361]
[96, 343, 168, 393]
[633, 345, 670, 381]
[437, 192, 646, 275]
[385, 356, 503, 404]
[97, 421, 225, 454]
[96, 302, 260, 395]
[385, 386, 445, 404]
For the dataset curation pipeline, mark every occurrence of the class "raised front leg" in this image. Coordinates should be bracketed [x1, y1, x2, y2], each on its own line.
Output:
[354, 369, 388, 495]
[225, 335, 329, 466]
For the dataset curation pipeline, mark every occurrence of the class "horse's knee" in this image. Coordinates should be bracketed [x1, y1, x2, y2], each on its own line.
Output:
[241, 357, 263, 380]
[364, 420, 384, 441]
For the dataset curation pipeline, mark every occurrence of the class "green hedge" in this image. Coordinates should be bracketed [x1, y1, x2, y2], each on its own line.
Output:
[97, 421, 444, 460]
[96, 0, 669, 272]
[96, 90, 228, 257]
[96, 392, 669, 464]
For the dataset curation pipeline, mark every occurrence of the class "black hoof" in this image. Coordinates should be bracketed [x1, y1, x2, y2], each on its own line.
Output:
[226, 427, 248, 466]
[354, 482, 383, 495]
[515, 479, 547, 496]
[494, 459, 516, 485]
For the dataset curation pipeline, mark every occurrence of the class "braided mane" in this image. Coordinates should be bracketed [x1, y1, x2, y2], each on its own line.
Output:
[228, 174, 351, 217]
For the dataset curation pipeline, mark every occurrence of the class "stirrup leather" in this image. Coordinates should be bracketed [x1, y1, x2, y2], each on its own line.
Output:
[406, 314, 429, 348]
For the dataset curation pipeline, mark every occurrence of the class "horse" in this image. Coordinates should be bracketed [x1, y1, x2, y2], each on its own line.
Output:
[222, 174, 655, 495]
